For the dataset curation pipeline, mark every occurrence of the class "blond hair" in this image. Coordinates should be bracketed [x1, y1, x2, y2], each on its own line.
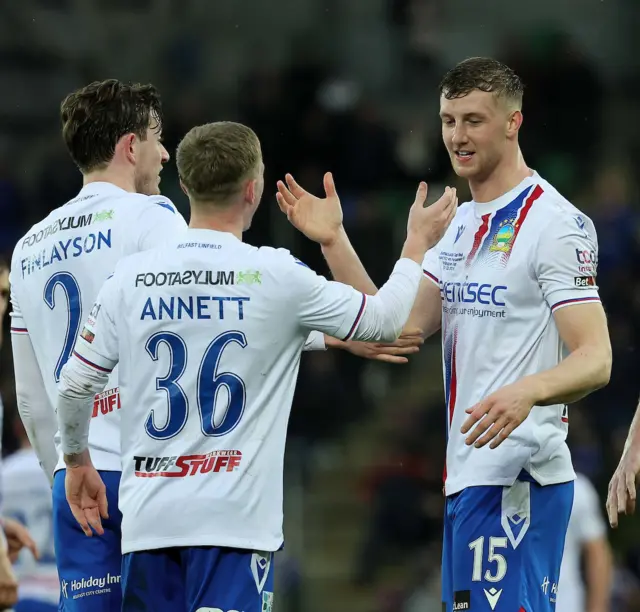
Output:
[176, 122, 262, 203]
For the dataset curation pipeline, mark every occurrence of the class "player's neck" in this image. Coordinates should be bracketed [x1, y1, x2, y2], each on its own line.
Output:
[469, 149, 532, 204]
[82, 169, 135, 193]
[189, 212, 244, 241]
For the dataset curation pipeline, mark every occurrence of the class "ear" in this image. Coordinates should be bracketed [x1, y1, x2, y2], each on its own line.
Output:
[507, 110, 523, 137]
[244, 178, 256, 204]
[179, 179, 189, 197]
[115, 133, 137, 165]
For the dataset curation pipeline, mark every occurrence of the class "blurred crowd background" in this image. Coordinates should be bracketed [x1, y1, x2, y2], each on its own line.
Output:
[1, 0, 640, 610]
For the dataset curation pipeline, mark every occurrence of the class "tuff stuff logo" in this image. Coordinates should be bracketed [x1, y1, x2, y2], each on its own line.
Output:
[133, 450, 242, 478]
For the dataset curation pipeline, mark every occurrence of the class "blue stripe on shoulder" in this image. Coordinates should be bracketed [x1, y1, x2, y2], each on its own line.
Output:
[294, 258, 308, 268]
[156, 200, 175, 213]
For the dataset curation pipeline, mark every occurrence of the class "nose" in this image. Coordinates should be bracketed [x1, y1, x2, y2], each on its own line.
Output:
[161, 143, 170, 163]
[451, 124, 468, 146]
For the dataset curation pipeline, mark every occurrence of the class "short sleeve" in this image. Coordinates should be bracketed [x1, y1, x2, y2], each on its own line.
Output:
[73, 274, 120, 373]
[422, 245, 441, 287]
[536, 212, 601, 313]
[282, 254, 367, 341]
[572, 476, 606, 543]
[136, 196, 188, 252]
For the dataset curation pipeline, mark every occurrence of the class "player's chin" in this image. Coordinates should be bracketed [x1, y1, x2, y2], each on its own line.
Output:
[451, 159, 480, 178]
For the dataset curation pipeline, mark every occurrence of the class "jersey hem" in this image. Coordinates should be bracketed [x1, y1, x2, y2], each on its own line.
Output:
[444, 470, 576, 496]
[121, 533, 283, 555]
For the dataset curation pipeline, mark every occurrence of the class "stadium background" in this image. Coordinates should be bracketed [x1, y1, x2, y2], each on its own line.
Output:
[0, 0, 639, 610]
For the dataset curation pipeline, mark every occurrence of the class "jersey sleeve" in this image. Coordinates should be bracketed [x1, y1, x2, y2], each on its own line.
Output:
[283, 255, 367, 341]
[135, 196, 188, 252]
[9, 279, 59, 483]
[72, 274, 120, 374]
[572, 476, 606, 543]
[536, 212, 601, 313]
[283, 253, 422, 343]
[57, 274, 121, 456]
[422, 244, 442, 287]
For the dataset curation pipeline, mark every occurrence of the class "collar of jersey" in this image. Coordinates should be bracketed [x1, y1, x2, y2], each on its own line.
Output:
[471, 172, 540, 217]
[76, 181, 129, 197]
[185, 227, 243, 243]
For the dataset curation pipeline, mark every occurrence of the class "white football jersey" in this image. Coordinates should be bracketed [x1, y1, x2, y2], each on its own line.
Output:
[557, 474, 607, 611]
[423, 173, 600, 495]
[10, 182, 188, 472]
[70, 228, 420, 553]
[2, 448, 59, 605]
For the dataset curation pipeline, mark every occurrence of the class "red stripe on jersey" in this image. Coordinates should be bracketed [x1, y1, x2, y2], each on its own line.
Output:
[443, 332, 458, 484]
[73, 351, 113, 373]
[10, 327, 28, 334]
[342, 293, 367, 341]
[423, 269, 439, 285]
[466, 213, 491, 266]
[448, 340, 458, 426]
[503, 183, 543, 264]
[551, 296, 600, 312]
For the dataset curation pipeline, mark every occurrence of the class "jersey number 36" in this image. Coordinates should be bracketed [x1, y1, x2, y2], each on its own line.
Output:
[144, 330, 247, 440]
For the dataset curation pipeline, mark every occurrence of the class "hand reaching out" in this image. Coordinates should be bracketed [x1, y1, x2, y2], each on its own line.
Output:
[406, 183, 458, 251]
[276, 172, 343, 246]
[336, 327, 424, 364]
[2, 517, 38, 564]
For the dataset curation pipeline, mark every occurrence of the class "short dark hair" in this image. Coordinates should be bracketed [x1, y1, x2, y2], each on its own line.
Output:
[439, 57, 523, 108]
[60, 79, 163, 173]
[176, 122, 262, 203]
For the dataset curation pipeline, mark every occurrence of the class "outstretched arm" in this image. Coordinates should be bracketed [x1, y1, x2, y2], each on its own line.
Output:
[277, 173, 454, 356]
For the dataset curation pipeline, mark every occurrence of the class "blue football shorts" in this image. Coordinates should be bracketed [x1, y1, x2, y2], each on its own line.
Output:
[52, 470, 122, 612]
[121, 546, 275, 612]
[15, 600, 58, 612]
[441, 471, 574, 612]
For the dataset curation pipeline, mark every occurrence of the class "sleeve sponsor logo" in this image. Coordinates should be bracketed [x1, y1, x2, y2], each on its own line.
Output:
[574, 276, 596, 288]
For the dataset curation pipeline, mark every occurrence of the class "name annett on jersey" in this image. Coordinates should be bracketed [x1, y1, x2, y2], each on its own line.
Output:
[20, 230, 112, 278]
[140, 295, 250, 321]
